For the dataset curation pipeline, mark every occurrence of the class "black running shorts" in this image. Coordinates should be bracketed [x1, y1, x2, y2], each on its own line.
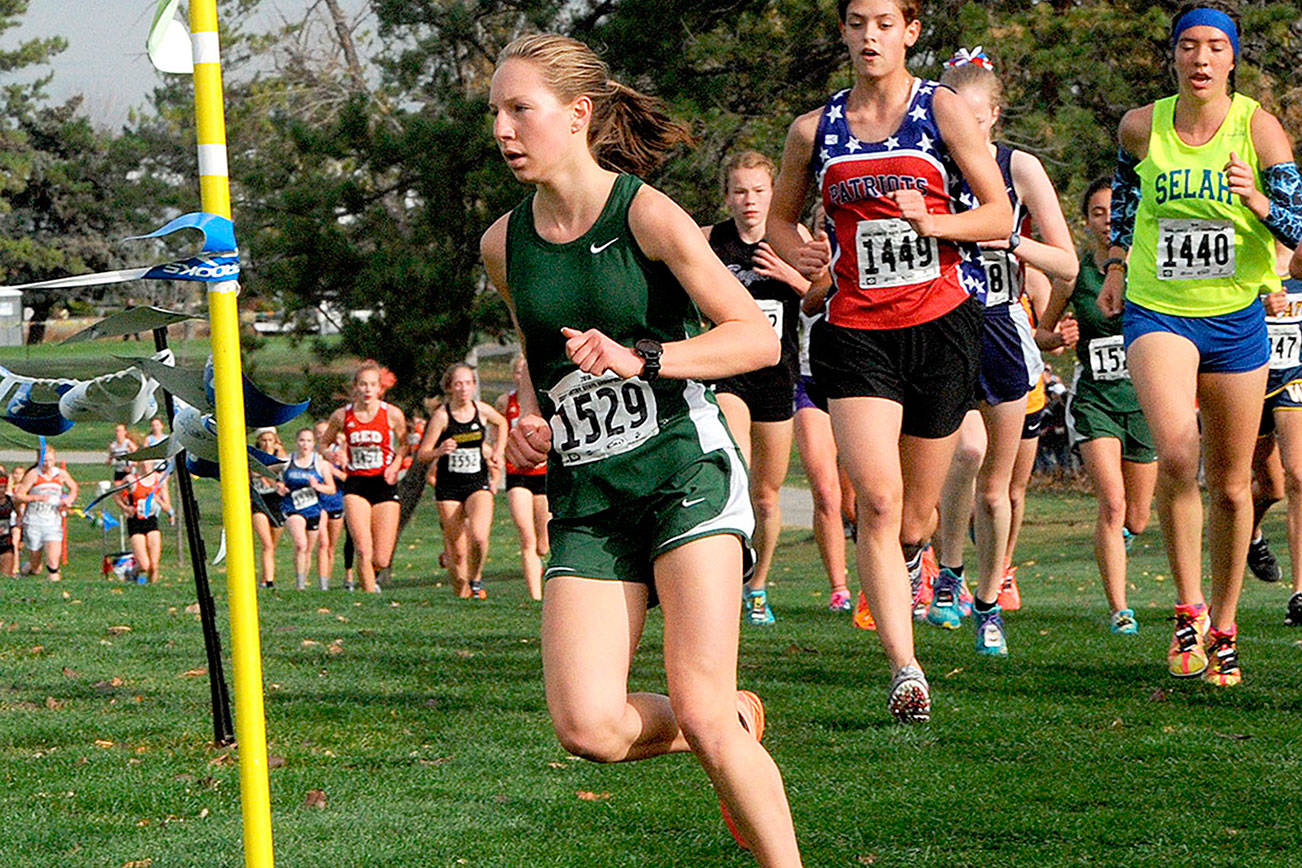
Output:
[810, 297, 980, 439]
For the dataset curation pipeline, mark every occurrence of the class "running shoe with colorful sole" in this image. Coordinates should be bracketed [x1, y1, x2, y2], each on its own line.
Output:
[1167, 605, 1210, 677]
[974, 605, 1008, 656]
[744, 589, 775, 627]
[1110, 608, 1139, 635]
[1202, 630, 1241, 687]
[887, 663, 931, 723]
[828, 588, 853, 613]
[926, 568, 964, 630]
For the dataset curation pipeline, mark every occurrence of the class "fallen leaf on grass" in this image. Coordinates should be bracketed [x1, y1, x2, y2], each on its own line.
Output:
[857, 856, 879, 865]
[335, 615, 348, 623]
[94, 739, 114, 749]
[417, 756, 452, 767]
[121, 859, 152, 867]
[944, 668, 964, 678]
[326, 643, 343, 655]
[92, 677, 124, 692]
[547, 762, 567, 769]
[1108, 718, 1124, 730]
[302, 789, 327, 809]
[455, 649, 475, 659]
[107, 625, 132, 636]
[209, 754, 234, 767]
[268, 756, 287, 769]
[184, 603, 201, 615]
[197, 808, 209, 819]
[1148, 689, 1167, 702]
[576, 791, 610, 801]
[62, 667, 79, 679]
[783, 643, 818, 656]
[301, 639, 320, 647]
[316, 607, 331, 614]
[1214, 732, 1251, 741]
[179, 667, 208, 678]
[134, 819, 150, 827]
[45, 697, 65, 710]
[29, 645, 44, 654]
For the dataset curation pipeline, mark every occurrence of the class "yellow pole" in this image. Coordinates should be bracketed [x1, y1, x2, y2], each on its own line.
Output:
[188, 2, 274, 865]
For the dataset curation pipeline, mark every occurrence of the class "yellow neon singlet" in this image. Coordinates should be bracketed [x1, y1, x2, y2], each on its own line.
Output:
[1127, 93, 1281, 315]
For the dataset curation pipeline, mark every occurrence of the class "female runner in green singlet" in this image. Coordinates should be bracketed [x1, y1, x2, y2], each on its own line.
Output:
[1100, 2, 1302, 685]
[1040, 177, 1157, 635]
[481, 34, 801, 866]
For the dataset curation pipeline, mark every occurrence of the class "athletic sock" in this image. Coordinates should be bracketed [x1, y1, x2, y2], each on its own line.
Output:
[973, 597, 997, 613]
[296, 572, 307, 591]
[940, 563, 964, 577]
[318, 575, 329, 591]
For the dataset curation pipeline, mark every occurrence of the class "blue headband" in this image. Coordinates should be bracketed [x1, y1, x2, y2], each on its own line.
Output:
[1173, 8, 1240, 57]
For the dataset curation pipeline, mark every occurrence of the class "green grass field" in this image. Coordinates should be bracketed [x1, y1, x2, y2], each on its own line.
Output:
[3, 465, 1302, 867]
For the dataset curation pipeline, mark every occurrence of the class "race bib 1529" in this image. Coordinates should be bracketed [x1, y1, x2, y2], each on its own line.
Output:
[548, 370, 659, 467]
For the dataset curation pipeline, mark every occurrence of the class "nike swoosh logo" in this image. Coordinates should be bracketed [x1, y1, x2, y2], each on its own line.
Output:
[589, 238, 618, 254]
[681, 497, 705, 508]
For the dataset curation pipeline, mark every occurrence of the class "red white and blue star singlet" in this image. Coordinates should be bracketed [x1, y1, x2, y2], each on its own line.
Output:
[813, 80, 986, 330]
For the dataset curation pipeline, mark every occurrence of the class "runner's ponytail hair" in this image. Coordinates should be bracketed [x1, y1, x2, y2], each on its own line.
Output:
[498, 34, 694, 177]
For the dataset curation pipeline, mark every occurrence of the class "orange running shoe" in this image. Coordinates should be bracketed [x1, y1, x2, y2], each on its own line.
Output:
[853, 590, 877, 631]
[1167, 604, 1210, 677]
[719, 690, 766, 850]
[917, 544, 938, 608]
[996, 564, 1022, 611]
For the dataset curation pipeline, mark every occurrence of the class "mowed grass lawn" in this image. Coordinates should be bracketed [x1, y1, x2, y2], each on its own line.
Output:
[3, 469, 1302, 867]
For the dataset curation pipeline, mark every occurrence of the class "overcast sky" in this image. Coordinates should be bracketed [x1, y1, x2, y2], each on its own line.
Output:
[11, 2, 369, 128]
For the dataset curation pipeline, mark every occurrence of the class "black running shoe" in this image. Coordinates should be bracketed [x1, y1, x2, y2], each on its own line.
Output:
[1247, 536, 1282, 583]
[1285, 592, 1302, 627]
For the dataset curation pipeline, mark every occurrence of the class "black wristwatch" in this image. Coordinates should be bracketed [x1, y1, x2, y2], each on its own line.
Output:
[633, 339, 663, 383]
[1007, 232, 1021, 252]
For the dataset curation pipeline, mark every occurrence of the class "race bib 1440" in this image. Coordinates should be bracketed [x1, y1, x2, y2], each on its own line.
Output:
[1157, 219, 1234, 281]
[548, 370, 659, 467]
[854, 218, 940, 290]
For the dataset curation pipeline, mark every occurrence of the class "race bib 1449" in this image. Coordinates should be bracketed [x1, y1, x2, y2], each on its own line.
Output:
[548, 370, 659, 467]
[854, 218, 941, 290]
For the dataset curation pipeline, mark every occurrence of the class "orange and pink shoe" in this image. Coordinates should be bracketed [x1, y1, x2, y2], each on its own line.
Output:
[853, 591, 877, 631]
[720, 690, 767, 849]
[1167, 603, 1210, 677]
[996, 564, 1022, 611]
[1202, 626, 1242, 687]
